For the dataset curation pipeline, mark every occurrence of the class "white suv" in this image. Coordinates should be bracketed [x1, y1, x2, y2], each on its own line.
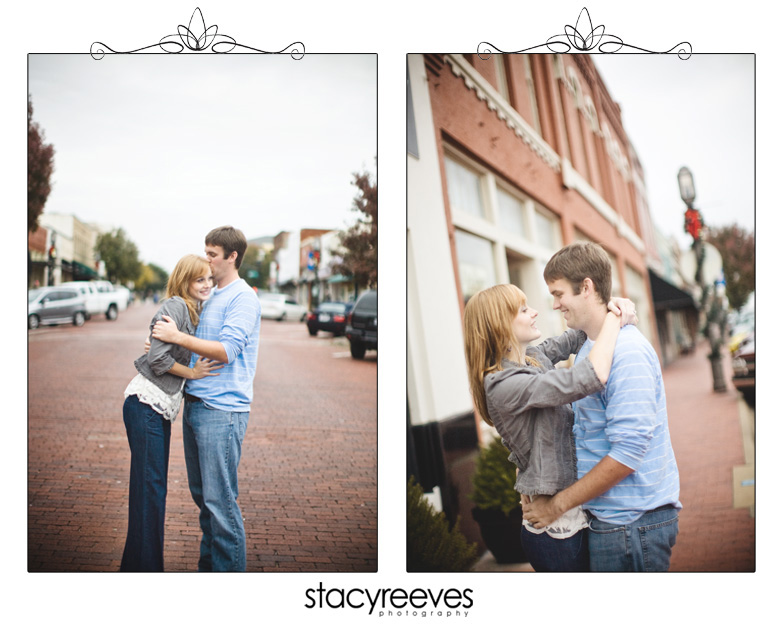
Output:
[258, 292, 307, 321]
[28, 286, 88, 329]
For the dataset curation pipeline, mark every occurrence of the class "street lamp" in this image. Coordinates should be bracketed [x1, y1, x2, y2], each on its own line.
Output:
[678, 166, 726, 393]
[677, 166, 696, 206]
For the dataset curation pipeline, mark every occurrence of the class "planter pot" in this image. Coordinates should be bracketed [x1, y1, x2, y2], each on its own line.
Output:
[471, 507, 527, 564]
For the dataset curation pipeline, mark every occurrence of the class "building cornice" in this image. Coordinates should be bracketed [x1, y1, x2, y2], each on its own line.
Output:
[446, 54, 561, 172]
[445, 54, 644, 255]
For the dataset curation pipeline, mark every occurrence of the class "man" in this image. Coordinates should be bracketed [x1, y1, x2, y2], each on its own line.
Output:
[153, 226, 261, 571]
[523, 241, 681, 571]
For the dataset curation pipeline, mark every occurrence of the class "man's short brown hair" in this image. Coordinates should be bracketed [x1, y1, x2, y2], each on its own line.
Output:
[543, 241, 612, 304]
[205, 226, 248, 270]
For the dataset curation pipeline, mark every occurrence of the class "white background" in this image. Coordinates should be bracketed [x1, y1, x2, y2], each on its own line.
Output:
[6, 1, 776, 624]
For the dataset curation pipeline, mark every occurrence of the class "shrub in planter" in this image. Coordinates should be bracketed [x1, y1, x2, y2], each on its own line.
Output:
[469, 436, 527, 564]
[407, 476, 478, 572]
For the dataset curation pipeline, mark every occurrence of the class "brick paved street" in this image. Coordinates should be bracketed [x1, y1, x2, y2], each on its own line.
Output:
[28, 300, 377, 572]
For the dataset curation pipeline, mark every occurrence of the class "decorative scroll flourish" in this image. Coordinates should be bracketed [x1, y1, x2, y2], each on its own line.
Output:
[91, 7, 305, 59]
[478, 7, 691, 59]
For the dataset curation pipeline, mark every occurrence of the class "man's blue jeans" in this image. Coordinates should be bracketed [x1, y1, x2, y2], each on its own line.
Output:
[587, 505, 679, 571]
[121, 395, 171, 572]
[183, 398, 249, 572]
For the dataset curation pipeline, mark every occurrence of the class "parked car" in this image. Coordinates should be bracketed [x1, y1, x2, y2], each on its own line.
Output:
[258, 292, 308, 321]
[345, 289, 377, 359]
[61, 280, 130, 320]
[306, 302, 353, 336]
[727, 297, 754, 354]
[731, 331, 755, 407]
[28, 286, 88, 329]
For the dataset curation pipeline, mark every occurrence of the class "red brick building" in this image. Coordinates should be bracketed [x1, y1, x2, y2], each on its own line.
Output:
[407, 53, 663, 546]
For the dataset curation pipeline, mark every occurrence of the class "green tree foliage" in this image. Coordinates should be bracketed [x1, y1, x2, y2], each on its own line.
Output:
[406, 477, 477, 572]
[28, 95, 55, 233]
[332, 165, 377, 290]
[239, 244, 270, 291]
[469, 436, 520, 515]
[135, 263, 169, 295]
[706, 223, 755, 311]
[95, 228, 142, 285]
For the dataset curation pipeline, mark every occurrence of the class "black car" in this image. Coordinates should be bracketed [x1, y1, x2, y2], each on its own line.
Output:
[345, 290, 377, 360]
[306, 302, 352, 336]
[731, 331, 755, 407]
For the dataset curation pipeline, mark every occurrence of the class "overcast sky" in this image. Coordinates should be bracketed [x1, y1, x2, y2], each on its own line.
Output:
[28, 53, 377, 273]
[592, 53, 754, 248]
[27, 53, 753, 271]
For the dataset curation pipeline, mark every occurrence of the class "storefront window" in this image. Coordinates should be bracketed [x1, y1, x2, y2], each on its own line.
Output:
[497, 188, 528, 239]
[445, 156, 484, 219]
[624, 265, 651, 341]
[535, 210, 559, 250]
[455, 229, 496, 303]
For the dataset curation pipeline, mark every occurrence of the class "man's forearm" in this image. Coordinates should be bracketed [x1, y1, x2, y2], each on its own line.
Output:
[175, 332, 228, 363]
[553, 455, 634, 515]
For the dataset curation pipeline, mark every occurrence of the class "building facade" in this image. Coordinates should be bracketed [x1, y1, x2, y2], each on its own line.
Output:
[28, 225, 51, 288]
[298, 230, 355, 307]
[407, 53, 665, 544]
[268, 229, 356, 307]
[37, 212, 102, 285]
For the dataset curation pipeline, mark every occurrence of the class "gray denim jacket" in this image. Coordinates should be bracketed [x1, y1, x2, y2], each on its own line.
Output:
[484, 329, 603, 496]
[133, 296, 196, 395]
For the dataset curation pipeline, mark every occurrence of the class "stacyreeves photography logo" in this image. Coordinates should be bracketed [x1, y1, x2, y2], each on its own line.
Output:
[304, 583, 474, 618]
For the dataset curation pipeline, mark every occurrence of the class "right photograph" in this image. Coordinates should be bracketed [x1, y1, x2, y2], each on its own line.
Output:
[406, 53, 754, 572]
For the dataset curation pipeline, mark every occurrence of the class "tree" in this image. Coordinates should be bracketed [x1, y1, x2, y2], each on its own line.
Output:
[95, 228, 142, 285]
[135, 263, 169, 295]
[28, 95, 55, 233]
[706, 223, 755, 311]
[332, 165, 377, 291]
[239, 244, 270, 291]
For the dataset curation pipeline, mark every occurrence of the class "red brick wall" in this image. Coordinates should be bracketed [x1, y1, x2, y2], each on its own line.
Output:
[426, 54, 657, 356]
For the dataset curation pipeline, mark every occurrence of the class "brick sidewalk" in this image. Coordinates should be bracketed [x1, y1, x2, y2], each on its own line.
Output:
[28, 302, 377, 572]
[664, 341, 754, 572]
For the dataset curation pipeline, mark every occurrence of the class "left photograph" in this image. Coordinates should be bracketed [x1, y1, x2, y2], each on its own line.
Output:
[27, 52, 378, 572]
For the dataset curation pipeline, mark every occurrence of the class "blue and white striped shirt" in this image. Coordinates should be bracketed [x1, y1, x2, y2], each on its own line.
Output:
[185, 279, 261, 412]
[573, 325, 681, 524]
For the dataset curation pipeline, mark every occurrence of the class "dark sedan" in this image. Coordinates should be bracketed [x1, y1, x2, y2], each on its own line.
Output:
[306, 302, 353, 337]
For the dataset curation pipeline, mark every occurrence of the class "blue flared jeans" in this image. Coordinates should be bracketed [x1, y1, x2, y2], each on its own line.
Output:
[183, 397, 249, 572]
[121, 395, 171, 572]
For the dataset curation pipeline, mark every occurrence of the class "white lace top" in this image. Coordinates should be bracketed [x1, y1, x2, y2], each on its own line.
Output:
[124, 373, 184, 422]
[522, 496, 589, 539]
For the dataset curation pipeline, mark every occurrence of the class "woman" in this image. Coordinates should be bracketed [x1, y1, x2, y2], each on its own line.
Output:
[463, 284, 635, 572]
[120, 254, 223, 572]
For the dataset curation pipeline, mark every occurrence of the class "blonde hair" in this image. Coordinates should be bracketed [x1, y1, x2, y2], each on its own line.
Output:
[165, 254, 211, 327]
[463, 284, 541, 427]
